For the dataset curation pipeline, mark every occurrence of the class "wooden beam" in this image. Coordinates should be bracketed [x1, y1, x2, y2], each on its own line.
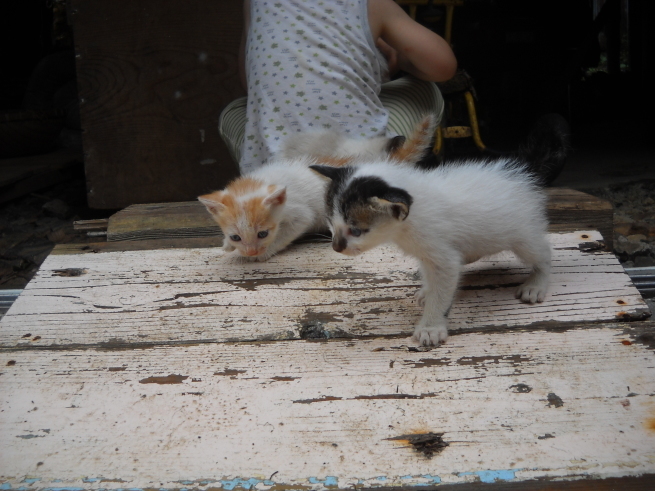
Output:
[104, 188, 615, 252]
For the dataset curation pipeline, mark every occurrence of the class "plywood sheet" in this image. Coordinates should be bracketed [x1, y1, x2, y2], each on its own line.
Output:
[1, 326, 654, 488]
[0, 231, 648, 349]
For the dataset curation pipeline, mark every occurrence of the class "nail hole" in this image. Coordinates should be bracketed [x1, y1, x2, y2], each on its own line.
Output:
[7, 360, 16, 366]
[617, 300, 626, 305]
[22, 333, 31, 338]
[581, 234, 589, 239]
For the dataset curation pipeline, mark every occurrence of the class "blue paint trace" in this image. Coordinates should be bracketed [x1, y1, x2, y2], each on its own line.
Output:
[21, 480, 40, 485]
[308, 476, 338, 487]
[459, 468, 522, 484]
[416, 475, 441, 486]
[219, 478, 275, 490]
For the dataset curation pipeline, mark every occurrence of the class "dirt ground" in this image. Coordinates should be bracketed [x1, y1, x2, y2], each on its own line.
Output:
[0, 171, 112, 289]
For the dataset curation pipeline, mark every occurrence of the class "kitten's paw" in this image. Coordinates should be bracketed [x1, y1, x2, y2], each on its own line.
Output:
[515, 280, 548, 304]
[414, 288, 427, 307]
[412, 325, 448, 346]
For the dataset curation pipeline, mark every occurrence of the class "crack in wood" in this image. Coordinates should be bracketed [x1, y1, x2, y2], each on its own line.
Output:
[139, 374, 188, 384]
[51, 268, 87, 277]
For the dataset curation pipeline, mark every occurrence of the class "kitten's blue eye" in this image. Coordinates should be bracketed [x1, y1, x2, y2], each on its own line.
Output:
[230, 235, 241, 242]
[257, 230, 269, 239]
[349, 227, 362, 237]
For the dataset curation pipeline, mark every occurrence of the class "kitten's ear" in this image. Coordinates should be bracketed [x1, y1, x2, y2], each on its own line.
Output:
[369, 188, 413, 221]
[264, 186, 287, 207]
[310, 164, 349, 182]
[386, 135, 406, 154]
[198, 193, 226, 215]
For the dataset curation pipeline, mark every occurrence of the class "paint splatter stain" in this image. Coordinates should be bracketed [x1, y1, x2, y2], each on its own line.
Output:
[270, 376, 299, 381]
[108, 367, 126, 372]
[620, 399, 630, 408]
[139, 374, 188, 384]
[214, 369, 246, 376]
[537, 433, 555, 440]
[406, 358, 451, 368]
[621, 340, 632, 345]
[547, 393, 564, 408]
[387, 432, 449, 459]
[646, 418, 655, 432]
[635, 332, 655, 349]
[509, 384, 532, 393]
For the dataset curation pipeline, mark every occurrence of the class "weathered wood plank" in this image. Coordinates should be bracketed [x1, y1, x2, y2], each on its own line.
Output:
[0, 231, 648, 349]
[1, 325, 654, 488]
[107, 200, 221, 242]
[104, 189, 614, 249]
[546, 187, 614, 251]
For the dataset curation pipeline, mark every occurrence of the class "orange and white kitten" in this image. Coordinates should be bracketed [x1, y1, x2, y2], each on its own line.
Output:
[199, 157, 334, 262]
[198, 115, 436, 261]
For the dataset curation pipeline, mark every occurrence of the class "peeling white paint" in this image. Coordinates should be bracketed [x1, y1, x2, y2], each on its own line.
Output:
[0, 230, 653, 489]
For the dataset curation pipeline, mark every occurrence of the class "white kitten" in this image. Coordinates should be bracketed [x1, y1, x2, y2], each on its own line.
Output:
[311, 159, 552, 346]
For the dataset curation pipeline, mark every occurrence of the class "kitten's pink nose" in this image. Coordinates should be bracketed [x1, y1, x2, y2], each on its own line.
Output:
[245, 248, 258, 256]
[332, 233, 347, 253]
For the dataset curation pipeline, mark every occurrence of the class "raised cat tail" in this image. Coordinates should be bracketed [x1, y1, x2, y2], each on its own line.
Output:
[518, 113, 571, 186]
[388, 113, 437, 165]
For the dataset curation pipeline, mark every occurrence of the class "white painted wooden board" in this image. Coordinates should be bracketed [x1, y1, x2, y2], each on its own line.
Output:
[1, 327, 655, 489]
[0, 231, 649, 348]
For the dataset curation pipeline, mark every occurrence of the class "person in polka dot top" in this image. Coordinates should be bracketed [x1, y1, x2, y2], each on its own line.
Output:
[237, 0, 456, 172]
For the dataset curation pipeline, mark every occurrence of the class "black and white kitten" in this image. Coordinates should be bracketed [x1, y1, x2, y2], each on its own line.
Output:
[310, 117, 568, 346]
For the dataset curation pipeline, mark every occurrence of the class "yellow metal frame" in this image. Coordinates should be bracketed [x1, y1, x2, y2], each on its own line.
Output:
[397, 0, 485, 154]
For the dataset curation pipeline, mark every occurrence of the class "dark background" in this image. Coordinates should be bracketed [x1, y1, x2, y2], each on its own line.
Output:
[1, 0, 655, 289]
[1, 0, 654, 205]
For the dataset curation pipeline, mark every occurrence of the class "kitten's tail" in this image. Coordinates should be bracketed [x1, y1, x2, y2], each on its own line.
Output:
[518, 113, 571, 186]
[388, 113, 437, 165]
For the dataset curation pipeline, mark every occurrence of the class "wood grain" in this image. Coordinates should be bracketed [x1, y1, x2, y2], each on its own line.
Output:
[71, 0, 244, 208]
[1, 325, 654, 488]
[0, 231, 648, 349]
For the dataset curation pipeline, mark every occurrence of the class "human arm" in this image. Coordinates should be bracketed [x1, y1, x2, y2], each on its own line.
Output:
[369, 0, 457, 82]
